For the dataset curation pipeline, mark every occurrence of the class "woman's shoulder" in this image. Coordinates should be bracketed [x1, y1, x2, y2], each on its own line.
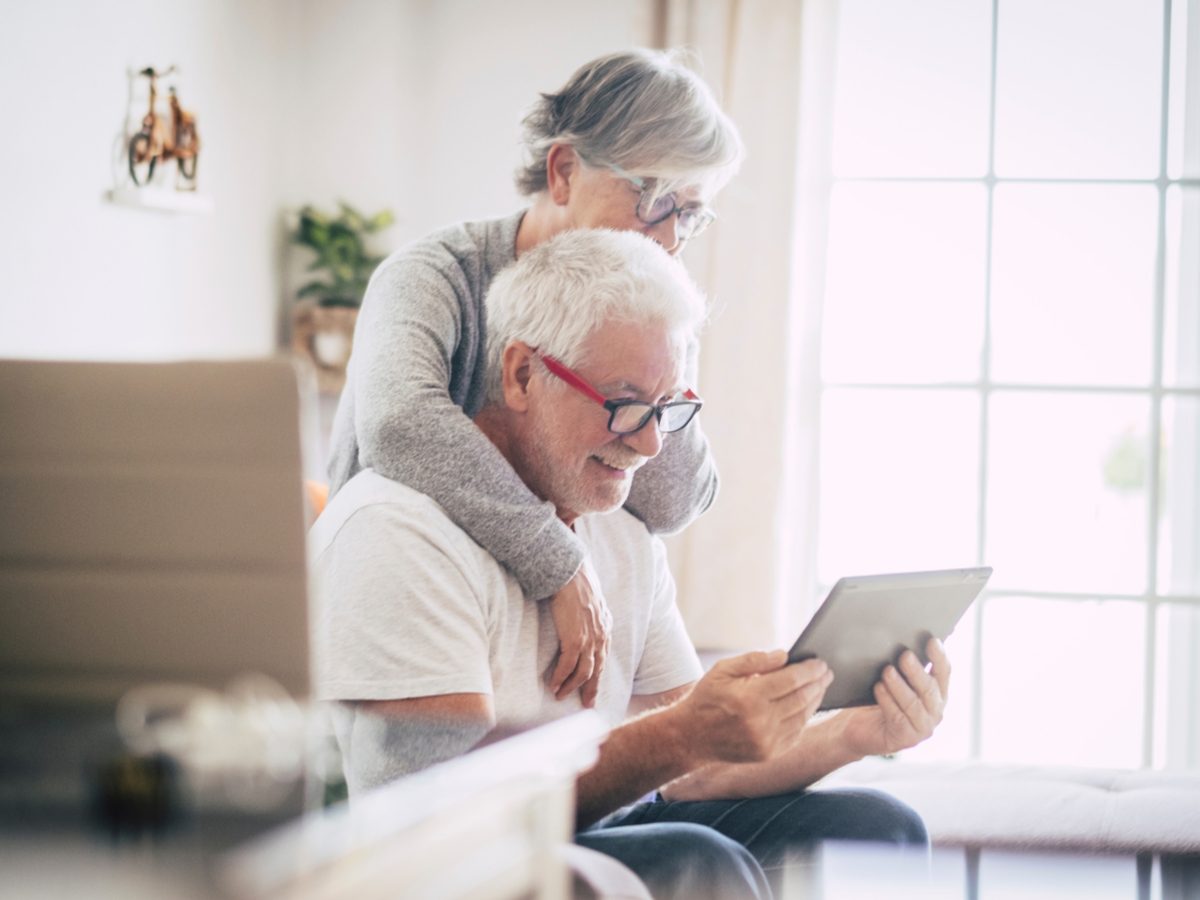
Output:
[358, 209, 525, 326]
[376, 210, 524, 284]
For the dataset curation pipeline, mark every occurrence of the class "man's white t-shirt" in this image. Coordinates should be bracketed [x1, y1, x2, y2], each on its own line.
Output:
[310, 470, 703, 730]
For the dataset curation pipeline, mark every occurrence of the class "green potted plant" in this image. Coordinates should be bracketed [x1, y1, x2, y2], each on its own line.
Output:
[289, 202, 394, 392]
[293, 202, 395, 308]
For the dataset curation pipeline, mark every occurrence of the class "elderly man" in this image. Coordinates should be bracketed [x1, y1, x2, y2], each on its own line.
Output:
[312, 230, 947, 899]
[330, 49, 747, 710]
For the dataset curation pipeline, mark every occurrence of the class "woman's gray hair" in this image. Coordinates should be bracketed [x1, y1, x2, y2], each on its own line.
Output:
[484, 229, 707, 405]
[515, 48, 744, 198]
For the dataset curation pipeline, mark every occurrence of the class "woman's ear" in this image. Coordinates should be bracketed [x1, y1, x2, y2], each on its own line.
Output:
[501, 341, 536, 412]
[545, 144, 577, 207]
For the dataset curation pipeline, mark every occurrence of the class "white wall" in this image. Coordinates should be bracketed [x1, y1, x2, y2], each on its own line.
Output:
[0, 0, 293, 360]
[281, 0, 651, 245]
[0, 0, 651, 361]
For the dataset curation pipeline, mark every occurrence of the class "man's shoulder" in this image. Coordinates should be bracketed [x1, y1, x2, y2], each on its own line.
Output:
[576, 508, 666, 575]
[310, 470, 492, 568]
[578, 507, 653, 542]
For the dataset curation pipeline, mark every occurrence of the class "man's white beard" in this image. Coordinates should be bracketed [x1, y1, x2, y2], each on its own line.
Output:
[526, 412, 639, 518]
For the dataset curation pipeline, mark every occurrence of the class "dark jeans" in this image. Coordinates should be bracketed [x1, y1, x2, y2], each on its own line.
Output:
[576, 787, 928, 900]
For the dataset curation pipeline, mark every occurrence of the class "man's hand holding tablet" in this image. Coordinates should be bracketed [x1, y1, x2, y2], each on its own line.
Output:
[660, 569, 989, 805]
[780, 569, 988, 767]
[787, 567, 991, 710]
[834, 635, 952, 757]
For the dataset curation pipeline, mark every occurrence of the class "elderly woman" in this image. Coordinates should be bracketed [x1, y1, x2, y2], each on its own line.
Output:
[326, 49, 742, 705]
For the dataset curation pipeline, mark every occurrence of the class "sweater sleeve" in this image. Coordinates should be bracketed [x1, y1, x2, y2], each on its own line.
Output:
[348, 254, 583, 601]
[623, 415, 719, 535]
[622, 334, 719, 534]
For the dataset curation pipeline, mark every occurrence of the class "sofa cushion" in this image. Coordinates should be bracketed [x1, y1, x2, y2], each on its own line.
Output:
[823, 758, 1200, 854]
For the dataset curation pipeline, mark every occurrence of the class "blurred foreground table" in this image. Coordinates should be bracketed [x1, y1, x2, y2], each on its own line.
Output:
[0, 707, 608, 900]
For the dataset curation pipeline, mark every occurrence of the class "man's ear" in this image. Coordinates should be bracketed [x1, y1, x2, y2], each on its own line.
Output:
[501, 341, 536, 412]
[545, 144, 578, 207]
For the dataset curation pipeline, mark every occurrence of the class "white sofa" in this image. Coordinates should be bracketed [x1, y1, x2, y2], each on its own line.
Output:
[825, 757, 1200, 854]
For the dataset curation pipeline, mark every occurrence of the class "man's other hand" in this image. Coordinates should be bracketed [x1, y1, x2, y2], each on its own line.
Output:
[679, 649, 832, 765]
[547, 560, 612, 707]
[839, 637, 951, 757]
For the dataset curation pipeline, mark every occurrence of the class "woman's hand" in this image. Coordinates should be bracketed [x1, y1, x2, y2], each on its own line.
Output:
[547, 560, 612, 707]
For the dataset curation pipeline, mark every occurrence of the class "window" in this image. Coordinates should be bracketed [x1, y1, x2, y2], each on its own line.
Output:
[811, 0, 1200, 768]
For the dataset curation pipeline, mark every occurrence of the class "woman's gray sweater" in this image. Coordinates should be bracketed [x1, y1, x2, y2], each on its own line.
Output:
[326, 211, 718, 600]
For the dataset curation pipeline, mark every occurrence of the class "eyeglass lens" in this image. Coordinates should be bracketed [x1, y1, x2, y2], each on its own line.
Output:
[635, 193, 712, 240]
[638, 193, 678, 223]
[610, 401, 699, 435]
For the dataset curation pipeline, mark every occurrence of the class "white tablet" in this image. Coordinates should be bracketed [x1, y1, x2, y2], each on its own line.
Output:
[787, 566, 992, 711]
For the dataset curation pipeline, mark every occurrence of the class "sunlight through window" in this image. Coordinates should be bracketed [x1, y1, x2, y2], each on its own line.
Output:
[817, 0, 1200, 768]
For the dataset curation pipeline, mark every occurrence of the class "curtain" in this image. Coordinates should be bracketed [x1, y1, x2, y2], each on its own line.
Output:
[656, 0, 837, 649]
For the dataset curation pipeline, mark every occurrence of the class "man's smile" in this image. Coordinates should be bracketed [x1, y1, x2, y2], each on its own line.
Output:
[590, 451, 644, 476]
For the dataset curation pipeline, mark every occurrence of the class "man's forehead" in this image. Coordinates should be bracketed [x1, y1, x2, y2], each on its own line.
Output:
[581, 325, 689, 394]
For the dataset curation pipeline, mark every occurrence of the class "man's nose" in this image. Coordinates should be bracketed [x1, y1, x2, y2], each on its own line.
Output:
[645, 216, 682, 255]
[622, 414, 664, 459]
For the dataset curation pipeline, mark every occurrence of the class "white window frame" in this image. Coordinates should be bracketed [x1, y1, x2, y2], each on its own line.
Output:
[791, 0, 1200, 769]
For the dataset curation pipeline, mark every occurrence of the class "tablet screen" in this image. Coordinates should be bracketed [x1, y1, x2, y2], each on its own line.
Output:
[787, 567, 992, 711]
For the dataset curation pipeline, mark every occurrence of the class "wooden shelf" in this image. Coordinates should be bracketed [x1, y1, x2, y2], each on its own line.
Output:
[107, 187, 214, 214]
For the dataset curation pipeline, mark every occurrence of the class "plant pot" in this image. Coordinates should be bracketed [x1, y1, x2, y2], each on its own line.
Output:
[313, 329, 351, 368]
[291, 301, 358, 394]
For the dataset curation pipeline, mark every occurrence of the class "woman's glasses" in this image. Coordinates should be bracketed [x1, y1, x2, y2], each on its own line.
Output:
[582, 153, 717, 241]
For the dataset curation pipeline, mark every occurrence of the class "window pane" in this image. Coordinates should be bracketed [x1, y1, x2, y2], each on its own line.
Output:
[980, 596, 1145, 767]
[831, 0, 991, 177]
[898, 602, 976, 763]
[1164, 187, 1200, 388]
[990, 185, 1158, 386]
[1167, 0, 1200, 179]
[822, 183, 987, 383]
[987, 392, 1150, 594]
[994, 0, 1163, 178]
[1153, 603, 1200, 769]
[1159, 396, 1200, 596]
[818, 389, 979, 583]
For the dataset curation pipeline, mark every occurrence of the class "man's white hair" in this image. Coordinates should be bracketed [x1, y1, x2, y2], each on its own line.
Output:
[484, 229, 707, 404]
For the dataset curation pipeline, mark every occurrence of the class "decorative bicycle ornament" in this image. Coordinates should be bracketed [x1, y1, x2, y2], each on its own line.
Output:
[127, 66, 200, 189]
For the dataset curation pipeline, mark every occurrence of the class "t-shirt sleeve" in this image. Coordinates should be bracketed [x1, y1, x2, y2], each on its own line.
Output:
[631, 535, 704, 695]
[313, 501, 495, 701]
[346, 250, 583, 601]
